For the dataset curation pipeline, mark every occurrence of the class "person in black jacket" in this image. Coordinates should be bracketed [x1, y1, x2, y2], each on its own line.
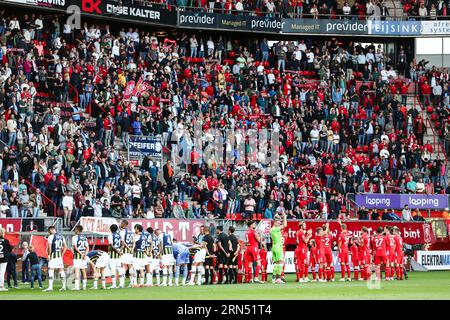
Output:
[6, 247, 18, 289]
[82, 200, 95, 217]
[0, 228, 12, 291]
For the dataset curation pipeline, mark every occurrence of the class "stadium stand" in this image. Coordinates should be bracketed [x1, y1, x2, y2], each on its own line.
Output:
[0, 5, 449, 234]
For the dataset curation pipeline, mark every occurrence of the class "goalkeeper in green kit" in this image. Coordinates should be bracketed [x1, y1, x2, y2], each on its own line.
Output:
[270, 211, 287, 284]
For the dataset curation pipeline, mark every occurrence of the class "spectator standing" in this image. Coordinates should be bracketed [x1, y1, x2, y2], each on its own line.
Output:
[402, 205, 412, 221]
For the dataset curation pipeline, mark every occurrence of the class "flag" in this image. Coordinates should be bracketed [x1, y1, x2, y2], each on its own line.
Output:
[63, 250, 74, 266]
[5, 233, 20, 247]
[30, 235, 48, 258]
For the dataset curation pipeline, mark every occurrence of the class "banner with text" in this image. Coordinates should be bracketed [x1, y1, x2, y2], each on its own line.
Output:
[78, 217, 204, 242]
[281, 220, 433, 246]
[416, 250, 450, 270]
[128, 135, 162, 158]
[355, 194, 449, 210]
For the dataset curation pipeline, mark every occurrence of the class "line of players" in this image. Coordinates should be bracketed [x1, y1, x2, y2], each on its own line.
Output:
[42, 220, 244, 291]
[240, 219, 406, 283]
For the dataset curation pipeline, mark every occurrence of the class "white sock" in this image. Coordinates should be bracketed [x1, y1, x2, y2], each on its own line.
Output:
[162, 269, 168, 285]
[146, 273, 151, 285]
[119, 268, 125, 287]
[197, 266, 203, 285]
[82, 279, 87, 290]
[93, 280, 98, 288]
[168, 269, 173, 285]
[112, 275, 117, 287]
[139, 273, 144, 286]
[190, 266, 197, 283]
[48, 270, 54, 289]
[101, 278, 106, 289]
[60, 271, 66, 289]
[155, 269, 160, 285]
[75, 279, 80, 290]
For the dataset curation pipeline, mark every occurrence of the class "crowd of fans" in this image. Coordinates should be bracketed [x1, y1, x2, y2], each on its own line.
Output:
[0, 9, 449, 229]
[115, 0, 450, 19]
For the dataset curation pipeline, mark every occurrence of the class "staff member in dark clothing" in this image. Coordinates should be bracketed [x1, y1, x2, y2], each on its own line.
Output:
[202, 227, 215, 285]
[7, 247, 18, 289]
[227, 226, 240, 284]
[0, 228, 12, 291]
[215, 226, 229, 284]
[25, 245, 43, 289]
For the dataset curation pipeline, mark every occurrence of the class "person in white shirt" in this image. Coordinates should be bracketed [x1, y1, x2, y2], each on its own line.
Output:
[206, 37, 215, 57]
[9, 17, 20, 31]
[35, 16, 43, 40]
[93, 199, 103, 218]
[63, 23, 72, 43]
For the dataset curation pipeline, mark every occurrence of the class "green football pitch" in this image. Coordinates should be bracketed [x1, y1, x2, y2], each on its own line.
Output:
[1, 272, 450, 300]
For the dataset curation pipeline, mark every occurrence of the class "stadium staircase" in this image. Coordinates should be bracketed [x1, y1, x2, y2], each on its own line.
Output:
[407, 95, 449, 165]
[385, 0, 406, 19]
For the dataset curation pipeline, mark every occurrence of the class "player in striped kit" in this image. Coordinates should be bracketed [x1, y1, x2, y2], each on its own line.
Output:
[131, 224, 147, 287]
[108, 224, 124, 289]
[44, 226, 67, 292]
[72, 225, 89, 290]
[119, 220, 134, 287]
[143, 227, 154, 287]
[156, 229, 175, 286]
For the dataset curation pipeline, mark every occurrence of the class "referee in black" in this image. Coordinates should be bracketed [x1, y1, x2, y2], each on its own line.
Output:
[216, 226, 229, 284]
[0, 228, 12, 291]
[227, 226, 240, 284]
[202, 227, 215, 285]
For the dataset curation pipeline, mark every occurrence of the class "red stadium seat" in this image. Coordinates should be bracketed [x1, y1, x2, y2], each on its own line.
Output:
[426, 106, 433, 113]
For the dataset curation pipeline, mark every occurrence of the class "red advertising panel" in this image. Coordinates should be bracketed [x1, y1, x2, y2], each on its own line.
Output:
[282, 220, 433, 245]
[0, 218, 22, 233]
[130, 219, 205, 243]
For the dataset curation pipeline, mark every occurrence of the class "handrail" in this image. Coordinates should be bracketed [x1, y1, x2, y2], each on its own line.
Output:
[67, 81, 79, 104]
[415, 95, 449, 166]
[89, 99, 109, 116]
[20, 175, 57, 218]
[178, 5, 443, 21]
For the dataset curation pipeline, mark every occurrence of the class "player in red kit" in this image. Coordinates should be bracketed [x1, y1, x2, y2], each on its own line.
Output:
[337, 221, 351, 281]
[237, 244, 247, 283]
[373, 227, 388, 281]
[259, 241, 268, 282]
[322, 223, 334, 282]
[393, 226, 405, 280]
[349, 237, 361, 281]
[295, 222, 312, 283]
[308, 239, 318, 282]
[361, 227, 372, 280]
[314, 227, 326, 282]
[384, 226, 396, 281]
[244, 221, 262, 283]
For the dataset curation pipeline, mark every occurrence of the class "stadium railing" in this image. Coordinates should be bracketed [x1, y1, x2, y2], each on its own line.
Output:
[20, 176, 58, 218]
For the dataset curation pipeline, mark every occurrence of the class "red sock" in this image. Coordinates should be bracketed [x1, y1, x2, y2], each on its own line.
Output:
[296, 268, 300, 281]
[391, 267, 395, 278]
[347, 265, 351, 279]
[303, 264, 308, 278]
[400, 267, 404, 279]
[395, 267, 400, 279]
[318, 267, 323, 279]
[385, 266, 390, 279]
[281, 264, 285, 277]
[326, 269, 331, 280]
[354, 269, 359, 280]
[366, 266, 371, 280]
[341, 265, 346, 279]
[312, 268, 316, 280]
[331, 266, 335, 279]
[361, 268, 366, 280]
